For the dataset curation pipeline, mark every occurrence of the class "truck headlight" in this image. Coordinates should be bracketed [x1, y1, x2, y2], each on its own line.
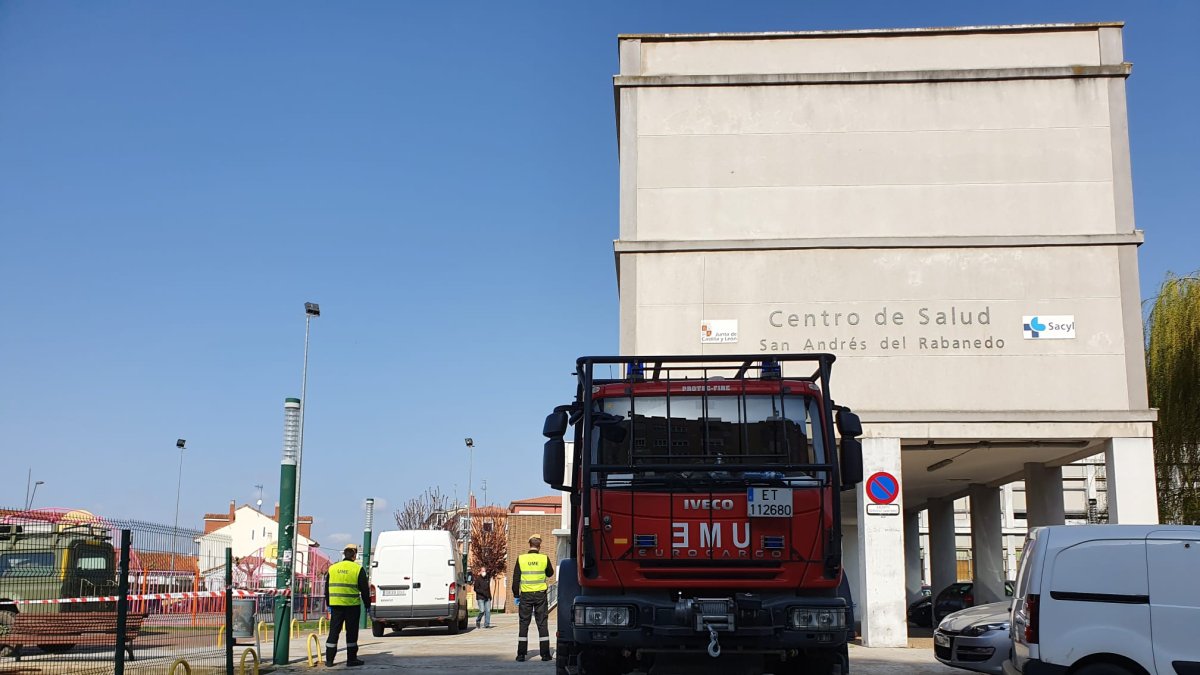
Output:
[574, 605, 633, 627]
[790, 607, 846, 630]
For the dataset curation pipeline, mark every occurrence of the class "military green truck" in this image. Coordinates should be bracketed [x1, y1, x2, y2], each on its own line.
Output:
[0, 521, 122, 656]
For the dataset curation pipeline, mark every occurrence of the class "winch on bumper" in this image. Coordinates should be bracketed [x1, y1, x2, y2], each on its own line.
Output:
[569, 593, 849, 654]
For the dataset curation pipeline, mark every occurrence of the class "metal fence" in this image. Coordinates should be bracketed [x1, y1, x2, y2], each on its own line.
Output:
[0, 508, 237, 675]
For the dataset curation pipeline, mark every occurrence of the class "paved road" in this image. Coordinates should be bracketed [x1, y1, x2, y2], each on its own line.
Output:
[278, 614, 958, 675]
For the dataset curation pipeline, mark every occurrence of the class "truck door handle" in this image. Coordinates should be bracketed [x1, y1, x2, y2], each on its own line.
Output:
[412, 583, 421, 589]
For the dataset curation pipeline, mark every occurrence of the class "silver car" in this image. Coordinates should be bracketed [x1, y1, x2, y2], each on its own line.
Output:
[933, 601, 1011, 675]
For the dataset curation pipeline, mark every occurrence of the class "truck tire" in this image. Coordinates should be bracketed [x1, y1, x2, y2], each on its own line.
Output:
[447, 617, 460, 635]
[371, 620, 385, 638]
[555, 640, 575, 675]
[0, 602, 16, 657]
[578, 647, 623, 675]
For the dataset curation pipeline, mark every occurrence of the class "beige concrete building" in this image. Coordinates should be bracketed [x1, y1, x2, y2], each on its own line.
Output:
[611, 23, 1156, 646]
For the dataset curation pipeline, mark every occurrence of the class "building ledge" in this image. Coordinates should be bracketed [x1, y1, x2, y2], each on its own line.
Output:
[614, 65, 1131, 90]
[615, 232, 1144, 256]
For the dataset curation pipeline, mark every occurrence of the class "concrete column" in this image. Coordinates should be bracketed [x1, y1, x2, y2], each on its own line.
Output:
[855, 437, 906, 647]
[904, 510, 924, 605]
[969, 485, 1006, 605]
[1105, 437, 1160, 524]
[1024, 462, 1066, 527]
[927, 498, 958, 594]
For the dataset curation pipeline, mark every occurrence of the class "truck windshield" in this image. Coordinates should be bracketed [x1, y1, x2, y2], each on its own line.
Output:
[594, 394, 826, 482]
[0, 552, 55, 577]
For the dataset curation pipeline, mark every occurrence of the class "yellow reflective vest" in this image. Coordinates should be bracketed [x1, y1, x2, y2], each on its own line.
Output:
[327, 560, 363, 606]
[517, 552, 550, 593]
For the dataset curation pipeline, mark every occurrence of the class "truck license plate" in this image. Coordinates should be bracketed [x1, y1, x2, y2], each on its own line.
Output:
[747, 487, 792, 517]
[382, 589, 407, 597]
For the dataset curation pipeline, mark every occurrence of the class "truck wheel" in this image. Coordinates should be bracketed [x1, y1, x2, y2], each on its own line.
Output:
[555, 640, 574, 675]
[578, 648, 622, 675]
[447, 617, 460, 635]
[371, 621, 385, 638]
[0, 604, 16, 657]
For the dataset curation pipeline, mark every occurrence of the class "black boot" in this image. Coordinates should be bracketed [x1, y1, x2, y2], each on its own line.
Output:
[346, 645, 364, 667]
[540, 642, 552, 661]
[515, 651, 527, 662]
[325, 647, 336, 667]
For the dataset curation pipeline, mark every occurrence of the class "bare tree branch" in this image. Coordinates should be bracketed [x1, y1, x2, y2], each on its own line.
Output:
[393, 487, 455, 531]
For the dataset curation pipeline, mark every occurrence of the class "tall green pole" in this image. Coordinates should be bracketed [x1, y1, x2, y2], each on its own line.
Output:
[273, 397, 302, 665]
[360, 498, 374, 629]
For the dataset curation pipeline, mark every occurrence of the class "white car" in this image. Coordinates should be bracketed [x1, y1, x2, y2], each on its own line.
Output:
[1005, 524, 1200, 675]
[935, 601, 1011, 675]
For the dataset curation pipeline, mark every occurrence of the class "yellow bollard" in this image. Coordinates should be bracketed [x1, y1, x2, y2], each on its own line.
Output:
[318, 615, 329, 636]
[169, 658, 193, 675]
[217, 625, 225, 647]
[305, 633, 322, 667]
[258, 621, 271, 643]
[291, 618, 301, 640]
[239, 647, 260, 675]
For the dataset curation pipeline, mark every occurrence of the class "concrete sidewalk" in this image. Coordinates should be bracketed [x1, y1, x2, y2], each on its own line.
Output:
[271, 613, 956, 674]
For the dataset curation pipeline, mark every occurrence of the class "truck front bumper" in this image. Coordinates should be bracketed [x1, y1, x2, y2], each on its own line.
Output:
[568, 592, 849, 653]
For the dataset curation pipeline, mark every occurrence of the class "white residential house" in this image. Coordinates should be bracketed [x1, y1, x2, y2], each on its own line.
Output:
[196, 501, 319, 591]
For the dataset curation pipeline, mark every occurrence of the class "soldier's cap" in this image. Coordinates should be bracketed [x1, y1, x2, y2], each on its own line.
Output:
[343, 543, 358, 552]
[528, 534, 542, 543]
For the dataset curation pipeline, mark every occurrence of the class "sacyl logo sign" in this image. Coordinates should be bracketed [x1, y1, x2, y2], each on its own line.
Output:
[1023, 315, 1076, 340]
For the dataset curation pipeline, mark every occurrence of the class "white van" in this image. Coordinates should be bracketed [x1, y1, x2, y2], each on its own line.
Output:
[1006, 524, 1200, 675]
[368, 530, 468, 636]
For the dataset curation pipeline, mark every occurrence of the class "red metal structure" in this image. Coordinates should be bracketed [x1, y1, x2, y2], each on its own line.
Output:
[543, 356, 863, 675]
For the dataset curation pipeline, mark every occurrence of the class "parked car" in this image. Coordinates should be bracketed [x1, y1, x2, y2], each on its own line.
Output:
[933, 580, 1013, 624]
[369, 530, 469, 636]
[934, 601, 1011, 674]
[908, 594, 933, 627]
[1006, 524, 1200, 675]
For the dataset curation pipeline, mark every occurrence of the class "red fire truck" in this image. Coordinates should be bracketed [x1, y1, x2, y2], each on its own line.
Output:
[542, 355, 864, 675]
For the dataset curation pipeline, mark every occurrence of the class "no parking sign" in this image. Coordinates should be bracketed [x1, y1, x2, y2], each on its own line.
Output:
[865, 472, 900, 516]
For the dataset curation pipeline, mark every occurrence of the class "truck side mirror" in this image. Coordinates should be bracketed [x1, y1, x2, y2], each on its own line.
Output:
[543, 411, 569, 438]
[840, 438, 863, 491]
[836, 409, 864, 490]
[836, 409, 863, 438]
[543, 437, 567, 491]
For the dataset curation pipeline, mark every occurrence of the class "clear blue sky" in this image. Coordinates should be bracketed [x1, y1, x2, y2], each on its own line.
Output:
[2, 2, 1197, 548]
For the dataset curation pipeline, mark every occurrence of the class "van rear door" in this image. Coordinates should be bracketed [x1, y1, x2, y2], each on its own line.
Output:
[373, 541, 414, 616]
[411, 539, 453, 614]
[1147, 529, 1200, 675]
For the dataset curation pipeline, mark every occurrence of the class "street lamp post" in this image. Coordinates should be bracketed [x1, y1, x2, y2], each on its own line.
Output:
[291, 302, 318, 614]
[463, 438, 474, 571]
[171, 439, 186, 584]
[25, 479, 44, 510]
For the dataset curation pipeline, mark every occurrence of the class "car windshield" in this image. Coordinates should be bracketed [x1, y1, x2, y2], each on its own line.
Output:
[593, 393, 826, 486]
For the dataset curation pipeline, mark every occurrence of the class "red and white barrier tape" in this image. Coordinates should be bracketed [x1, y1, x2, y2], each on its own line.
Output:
[11, 588, 291, 606]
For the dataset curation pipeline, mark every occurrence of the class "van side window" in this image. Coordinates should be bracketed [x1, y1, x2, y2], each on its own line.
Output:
[1016, 535, 1039, 597]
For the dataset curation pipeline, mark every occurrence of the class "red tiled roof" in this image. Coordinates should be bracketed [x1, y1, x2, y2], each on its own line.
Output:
[510, 496, 560, 505]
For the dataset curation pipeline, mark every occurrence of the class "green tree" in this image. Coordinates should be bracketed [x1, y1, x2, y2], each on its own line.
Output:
[1146, 272, 1200, 524]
